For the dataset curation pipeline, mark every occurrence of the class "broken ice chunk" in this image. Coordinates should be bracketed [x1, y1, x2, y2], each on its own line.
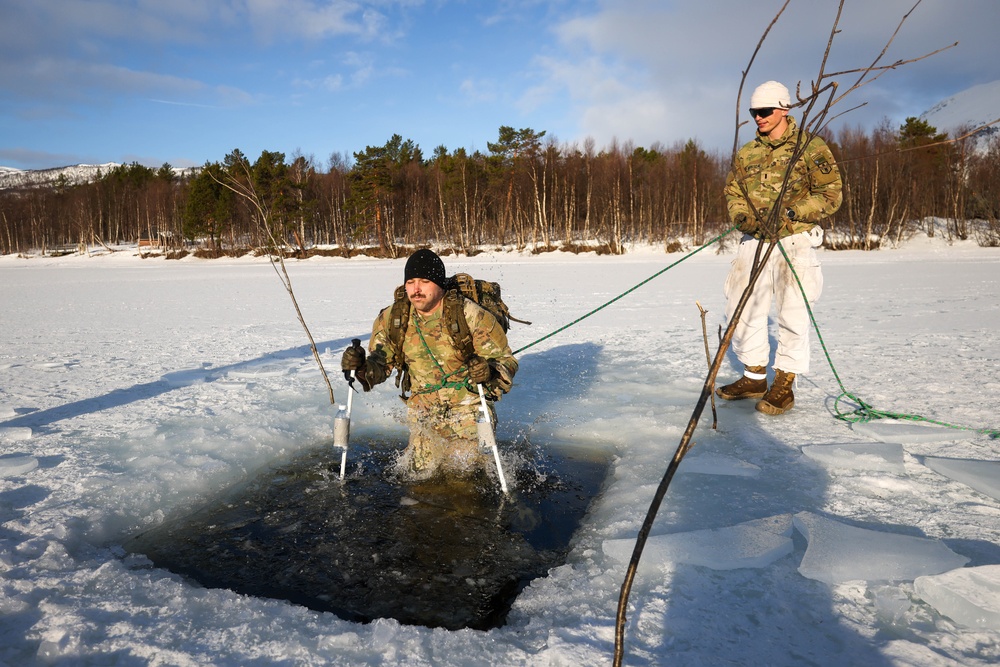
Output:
[800, 443, 904, 474]
[793, 511, 968, 584]
[851, 420, 968, 445]
[923, 457, 1000, 502]
[680, 453, 761, 477]
[0, 455, 39, 477]
[0, 427, 32, 441]
[914, 565, 1000, 630]
[603, 514, 794, 572]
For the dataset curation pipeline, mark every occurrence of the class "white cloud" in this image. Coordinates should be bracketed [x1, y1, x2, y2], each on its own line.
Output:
[525, 0, 1000, 152]
[324, 74, 347, 92]
[241, 0, 386, 42]
[342, 51, 377, 86]
[459, 78, 499, 104]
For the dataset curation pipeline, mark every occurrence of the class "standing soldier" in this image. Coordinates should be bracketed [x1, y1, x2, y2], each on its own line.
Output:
[717, 80, 843, 415]
[341, 249, 518, 477]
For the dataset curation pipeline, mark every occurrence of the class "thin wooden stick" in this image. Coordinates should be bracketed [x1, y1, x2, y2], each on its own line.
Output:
[210, 162, 337, 407]
[696, 301, 718, 430]
[613, 240, 775, 667]
[612, 0, 958, 663]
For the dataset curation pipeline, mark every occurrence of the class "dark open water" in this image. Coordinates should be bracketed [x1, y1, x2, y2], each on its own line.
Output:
[126, 436, 611, 630]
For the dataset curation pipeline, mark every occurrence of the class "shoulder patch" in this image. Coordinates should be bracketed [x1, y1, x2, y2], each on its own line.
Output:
[813, 154, 832, 175]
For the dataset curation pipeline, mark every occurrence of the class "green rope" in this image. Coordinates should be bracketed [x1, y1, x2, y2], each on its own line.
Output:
[776, 240, 1000, 439]
[506, 227, 999, 440]
[488, 227, 998, 440]
[410, 314, 472, 396]
[512, 229, 735, 356]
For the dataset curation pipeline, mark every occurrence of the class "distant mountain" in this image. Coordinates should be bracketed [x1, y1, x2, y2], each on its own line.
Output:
[919, 79, 1000, 141]
[0, 163, 119, 191]
[0, 163, 197, 192]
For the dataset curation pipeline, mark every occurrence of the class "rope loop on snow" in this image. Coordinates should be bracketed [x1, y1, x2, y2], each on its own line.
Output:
[776, 241, 1000, 440]
[833, 391, 1000, 438]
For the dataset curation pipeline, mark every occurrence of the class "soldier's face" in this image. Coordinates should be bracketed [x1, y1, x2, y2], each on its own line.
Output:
[751, 107, 788, 138]
[405, 278, 445, 314]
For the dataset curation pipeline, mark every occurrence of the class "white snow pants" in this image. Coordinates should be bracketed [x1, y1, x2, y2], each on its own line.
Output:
[723, 230, 824, 375]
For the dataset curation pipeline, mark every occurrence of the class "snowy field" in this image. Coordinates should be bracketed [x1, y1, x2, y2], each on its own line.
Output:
[1, 233, 1000, 666]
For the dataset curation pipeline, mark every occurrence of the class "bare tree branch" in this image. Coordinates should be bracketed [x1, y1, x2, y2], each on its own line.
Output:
[612, 0, 961, 663]
[210, 164, 338, 408]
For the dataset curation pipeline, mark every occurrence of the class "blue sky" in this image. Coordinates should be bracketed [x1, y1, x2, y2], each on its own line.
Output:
[1, 0, 997, 171]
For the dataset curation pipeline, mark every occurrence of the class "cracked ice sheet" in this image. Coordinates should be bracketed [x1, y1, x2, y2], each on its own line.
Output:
[0, 426, 33, 441]
[602, 514, 793, 572]
[800, 442, 905, 474]
[850, 420, 971, 445]
[678, 453, 761, 477]
[914, 565, 1000, 630]
[793, 511, 969, 584]
[923, 457, 1000, 502]
[0, 454, 39, 477]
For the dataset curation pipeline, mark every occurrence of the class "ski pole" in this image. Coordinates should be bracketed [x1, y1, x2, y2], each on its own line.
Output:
[333, 396, 350, 479]
[477, 383, 508, 494]
[334, 339, 362, 480]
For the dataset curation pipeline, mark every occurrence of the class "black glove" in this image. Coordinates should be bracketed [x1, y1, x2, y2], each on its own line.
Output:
[341, 340, 365, 380]
[355, 345, 389, 392]
[467, 355, 492, 385]
[350, 341, 389, 391]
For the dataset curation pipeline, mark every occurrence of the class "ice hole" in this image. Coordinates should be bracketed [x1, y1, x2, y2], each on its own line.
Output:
[125, 436, 612, 631]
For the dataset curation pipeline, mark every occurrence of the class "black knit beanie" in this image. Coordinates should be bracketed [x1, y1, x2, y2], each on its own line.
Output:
[403, 249, 447, 288]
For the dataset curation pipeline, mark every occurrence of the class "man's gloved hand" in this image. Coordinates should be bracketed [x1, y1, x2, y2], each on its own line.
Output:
[341, 344, 365, 379]
[355, 345, 389, 391]
[467, 355, 492, 384]
[734, 212, 758, 235]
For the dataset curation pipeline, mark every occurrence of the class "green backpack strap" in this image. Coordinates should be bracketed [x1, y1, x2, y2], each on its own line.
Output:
[442, 289, 475, 362]
[387, 285, 412, 399]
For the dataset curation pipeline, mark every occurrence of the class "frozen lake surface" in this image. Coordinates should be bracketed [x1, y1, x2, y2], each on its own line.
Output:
[1, 233, 999, 665]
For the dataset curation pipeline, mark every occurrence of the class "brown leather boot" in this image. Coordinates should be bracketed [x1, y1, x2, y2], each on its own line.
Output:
[716, 365, 767, 400]
[756, 369, 796, 415]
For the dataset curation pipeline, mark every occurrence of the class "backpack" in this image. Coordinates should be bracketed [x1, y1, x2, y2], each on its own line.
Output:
[385, 273, 529, 397]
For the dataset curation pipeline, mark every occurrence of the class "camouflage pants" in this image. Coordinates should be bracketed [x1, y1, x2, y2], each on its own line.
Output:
[400, 396, 495, 478]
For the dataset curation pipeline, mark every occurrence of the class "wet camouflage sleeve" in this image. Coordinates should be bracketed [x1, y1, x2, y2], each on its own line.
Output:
[465, 300, 518, 399]
[369, 306, 398, 371]
[725, 117, 843, 238]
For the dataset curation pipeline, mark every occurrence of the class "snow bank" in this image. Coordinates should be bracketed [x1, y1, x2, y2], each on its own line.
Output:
[0, 243, 999, 665]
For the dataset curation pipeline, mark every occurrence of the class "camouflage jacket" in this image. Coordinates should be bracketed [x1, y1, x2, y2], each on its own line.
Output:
[725, 116, 843, 240]
[370, 298, 518, 407]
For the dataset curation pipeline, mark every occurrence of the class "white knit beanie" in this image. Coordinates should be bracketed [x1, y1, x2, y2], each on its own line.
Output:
[750, 81, 791, 109]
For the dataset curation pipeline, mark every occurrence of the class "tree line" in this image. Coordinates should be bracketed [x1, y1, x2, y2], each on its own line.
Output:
[2, 120, 998, 257]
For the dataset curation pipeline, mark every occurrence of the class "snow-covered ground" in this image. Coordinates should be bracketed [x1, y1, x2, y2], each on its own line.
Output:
[1, 233, 999, 666]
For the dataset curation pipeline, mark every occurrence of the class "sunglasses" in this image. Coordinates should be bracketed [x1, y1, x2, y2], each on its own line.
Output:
[750, 108, 777, 119]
